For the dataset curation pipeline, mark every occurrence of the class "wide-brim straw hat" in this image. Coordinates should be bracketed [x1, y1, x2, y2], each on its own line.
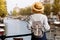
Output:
[31, 2, 44, 13]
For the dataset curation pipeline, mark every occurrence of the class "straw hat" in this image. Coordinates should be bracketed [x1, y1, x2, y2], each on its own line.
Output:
[31, 2, 44, 13]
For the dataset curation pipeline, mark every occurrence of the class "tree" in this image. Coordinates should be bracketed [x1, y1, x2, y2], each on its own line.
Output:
[19, 8, 25, 15]
[0, 0, 7, 18]
[12, 10, 18, 16]
[19, 7, 31, 16]
[24, 7, 31, 15]
[52, 0, 60, 15]
[12, 6, 21, 16]
[44, 3, 51, 15]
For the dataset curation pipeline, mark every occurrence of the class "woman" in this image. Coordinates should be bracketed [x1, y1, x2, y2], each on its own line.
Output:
[27, 2, 50, 40]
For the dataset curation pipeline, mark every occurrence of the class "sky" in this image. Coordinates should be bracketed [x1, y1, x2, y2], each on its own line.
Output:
[6, 0, 44, 14]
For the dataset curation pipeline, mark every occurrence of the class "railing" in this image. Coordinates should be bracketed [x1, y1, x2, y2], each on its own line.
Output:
[0, 33, 31, 40]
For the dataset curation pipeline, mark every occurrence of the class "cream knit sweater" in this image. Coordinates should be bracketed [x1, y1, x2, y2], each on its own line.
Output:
[28, 14, 50, 32]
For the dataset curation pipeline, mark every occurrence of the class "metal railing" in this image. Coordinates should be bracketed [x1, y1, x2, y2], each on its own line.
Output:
[0, 33, 31, 40]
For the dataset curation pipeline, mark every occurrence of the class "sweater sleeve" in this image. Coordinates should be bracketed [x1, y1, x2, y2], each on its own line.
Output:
[43, 16, 50, 31]
[27, 16, 33, 30]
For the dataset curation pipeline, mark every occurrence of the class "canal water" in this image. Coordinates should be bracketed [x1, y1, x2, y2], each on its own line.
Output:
[4, 17, 31, 40]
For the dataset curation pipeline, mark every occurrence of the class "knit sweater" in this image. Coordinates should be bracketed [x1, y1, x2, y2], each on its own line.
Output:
[28, 14, 50, 32]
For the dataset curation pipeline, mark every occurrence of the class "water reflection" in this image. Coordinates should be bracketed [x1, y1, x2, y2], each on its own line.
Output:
[4, 17, 31, 40]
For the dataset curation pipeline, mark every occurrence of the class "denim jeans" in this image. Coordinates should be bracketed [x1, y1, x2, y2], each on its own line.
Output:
[31, 32, 47, 40]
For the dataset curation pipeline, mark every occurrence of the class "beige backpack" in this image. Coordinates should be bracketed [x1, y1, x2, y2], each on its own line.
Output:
[31, 21, 44, 38]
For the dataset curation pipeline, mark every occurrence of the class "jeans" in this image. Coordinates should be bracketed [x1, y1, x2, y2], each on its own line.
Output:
[31, 32, 47, 40]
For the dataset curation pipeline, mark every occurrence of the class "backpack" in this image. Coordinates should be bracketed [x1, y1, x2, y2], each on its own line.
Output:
[31, 21, 44, 38]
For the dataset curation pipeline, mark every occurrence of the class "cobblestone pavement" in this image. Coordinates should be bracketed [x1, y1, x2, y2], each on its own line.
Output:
[46, 24, 60, 40]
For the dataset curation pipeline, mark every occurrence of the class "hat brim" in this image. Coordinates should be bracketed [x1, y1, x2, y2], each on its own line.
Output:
[31, 3, 44, 13]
